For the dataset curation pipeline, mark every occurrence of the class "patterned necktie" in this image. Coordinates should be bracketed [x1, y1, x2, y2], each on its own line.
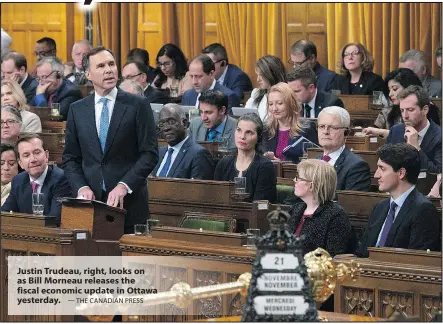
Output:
[31, 181, 39, 193]
[304, 104, 312, 118]
[377, 201, 398, 247]
[99, 97, 110, 152]
[322, 155, 331, 162]
[48, 93, 55, 107]
[158, 148, 174, 177]
[207, 129, 218, 142]
[74, 72, 86, 85]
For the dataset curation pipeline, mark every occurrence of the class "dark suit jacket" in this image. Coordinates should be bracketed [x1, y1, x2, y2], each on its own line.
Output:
[313, 62, 339, 93]
[32, 79, 83, 120]
[181, 82, 240, 115]
[62, 90, 159, 231]
[222, 64, 253, 100]
[263, 120, 319, 164]
[422, 74, 442, 98]
[287, 200, 355, 257]
[386, 119, 442, 173]
[144, 85, 169, 104]
[151, 137, 214, 180]
[303, 90, 344, 117]
[1, 165, 72, 225]
[337, 71, 389, 100]
[21, 75, 38, 105]
[356, 188, 441, 257]
[316, 147, 371, 192]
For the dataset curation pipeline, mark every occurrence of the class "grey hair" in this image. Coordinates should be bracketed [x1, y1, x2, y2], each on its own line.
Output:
[72, 39, 92, 51]
[1, 105, 23, 123]
[35, 56, 64, 78]
[318, 106, 350, 128]
[163, 103, 186, 120]
[399, 49, 427, 71]
[119, 79, 144, 96]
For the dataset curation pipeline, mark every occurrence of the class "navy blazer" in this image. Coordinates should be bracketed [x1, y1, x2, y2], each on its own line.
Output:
[222, 64, 253, 100]
[263, 120, 319, 164]
[356, 188, 441, 257]
[32, 79, 83, 120]
[1, 165, 72, 225]
[63, 90, 159, 231]
[386, 119, 442, 173]
[21, 75, 38, 105]
[144, 85, 169, 104]
[303, 90, 344, 118]
[313, 62, 339, 93]
[181, 82, 240, 115]
[151, 137, 214, 180]
[316, 147, 371, 192]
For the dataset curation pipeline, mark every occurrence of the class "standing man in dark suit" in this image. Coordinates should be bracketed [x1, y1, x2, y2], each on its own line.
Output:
[356, 143, 440, 257]
[1, 52, 38, 105]
[317, 106, 371, 191]
[202, 43, 253, 101]
[32, 57, 82, 120]
[289, 40, 339, 93]
[62, 46, 158, 234]
[152, 104, 214, 179]
[182, 55, 240, 115]
[1, 133, 72, 224]
[287, 66, 344, 118]
[387, 85, 442, 173]
[122, 60, 169, 104]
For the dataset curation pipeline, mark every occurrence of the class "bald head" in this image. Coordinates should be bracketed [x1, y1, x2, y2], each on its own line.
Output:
[72, 40, 92, 70]
[158, 104, 187, 145]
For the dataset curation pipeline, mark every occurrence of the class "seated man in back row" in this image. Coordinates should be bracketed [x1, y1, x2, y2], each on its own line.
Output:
[387, 85, 442, 174]
[356, 143, 440, 257]
[1, 133, 72, 225]
[152, 104, 214, 180]
[187, 90, 237, 151]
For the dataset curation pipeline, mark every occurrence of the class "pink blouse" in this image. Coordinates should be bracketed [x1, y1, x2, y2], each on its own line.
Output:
[275, 130, 290, 160]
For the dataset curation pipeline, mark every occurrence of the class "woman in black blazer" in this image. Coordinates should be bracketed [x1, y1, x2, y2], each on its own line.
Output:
[287, 159, 354, 257]
[214, 113, 276, 203]
[336, 42, 388, 100]
[262, 82, 318, 164]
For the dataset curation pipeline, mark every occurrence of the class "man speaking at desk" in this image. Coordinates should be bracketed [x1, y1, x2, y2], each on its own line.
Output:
[62, 47, 158, 234]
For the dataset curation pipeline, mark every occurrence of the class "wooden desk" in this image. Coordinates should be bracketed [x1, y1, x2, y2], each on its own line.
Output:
[334, 248, 442, 321]
[338, 95, 381, 127]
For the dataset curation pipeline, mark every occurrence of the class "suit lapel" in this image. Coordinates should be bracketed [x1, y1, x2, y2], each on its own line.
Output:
[334, 147, 348, 175]
[22, 175, 33, 214]
[420, 120, 435, 152]
[367, 200, 390, 247]
[314, 91, 324, 117]
[104, 91, 128, 155]
[40, 166, 53, 214]
[385, 189, 416, 246]
[168, 138, 191, 177]
[83, 95, 102, 154]
[152, 146, 167, 175]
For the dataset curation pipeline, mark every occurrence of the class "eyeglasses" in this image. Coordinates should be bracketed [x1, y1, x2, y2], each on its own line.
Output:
[294, 176, 311, 183]
[157, 61, 173, 68]
[158, 119, 178, 128]
[287, 57, 309, 67]
[35, 70, 57, 83]
[1, 119, 20, 127]
[343, 49, 361, 57]
[33, 49, 55, 57]
[317, 124, 347, 132]
[122, 73, 143, 80]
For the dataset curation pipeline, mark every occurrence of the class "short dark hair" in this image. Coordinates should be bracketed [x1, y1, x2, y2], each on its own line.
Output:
[237, 113, 264, 153]
[2, 52, 27, 71]
[36, 37, 56, 50]
[1, 143, 16, 156]
[190, 54, 215, 75]
[286, 66, 317, 88]
[15, 133, 46, 158]
[376, 143, 421, 184]
[397, 85, 430, 109]
[127, 48, 150, 66]
[198, 90, 228, 112]
[290, 40, 317, 59]
[201, 43, 229, 64]
[123, 60, 149, 77]
[82, 46, 116, 71]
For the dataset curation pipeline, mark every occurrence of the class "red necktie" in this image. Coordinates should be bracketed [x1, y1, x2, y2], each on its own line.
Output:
[322, 155, 331, 162]
[31, 181, 39, 193]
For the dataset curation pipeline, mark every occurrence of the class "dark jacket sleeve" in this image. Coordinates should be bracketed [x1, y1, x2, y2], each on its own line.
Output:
[59, 89, 83, 120]
[253, 159, 277, 203]
[1, 180, 19, 212]
[190, 148, 214, 180]
[48, 174, 72, 223]
[214, 156, 229, 181]
[325, 207, 353, 257]
[409, 201, 441, 251]
[419, 146, 442, 174]
[227, 92, 241, 115]
[230, 72, 253, 100]
[345, 159, 371, 191]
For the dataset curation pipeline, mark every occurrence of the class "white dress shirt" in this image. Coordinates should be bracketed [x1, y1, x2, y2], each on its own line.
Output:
[29, 165, 49, 195]
[19, 73, 28, 87]
[195, 80, 217, 108]
[68, 67, 83, 83]
[417, 119, 430, 146]
[304, 90, 317, 118]
[156, 136, 189, 177]
[217, 66, 229, 85]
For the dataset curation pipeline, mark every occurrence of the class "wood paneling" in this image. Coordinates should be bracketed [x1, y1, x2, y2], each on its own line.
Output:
[204, 4, 218, 47]
[137, 3, 164, 65]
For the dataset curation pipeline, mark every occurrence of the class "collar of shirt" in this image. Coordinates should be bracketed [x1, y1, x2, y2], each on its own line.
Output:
[95, 87, 118, 105]
[209, 79, 216, 90]
[306, 89, 318, 118]
[212, 116, 227, 135]
[19, 73, 28, 87]
[29, 165, 49, 188]
[390, 185, 416, 220]
[143, 84, 149, 92]
[167, 135, 189, 153]
[217, 65, 229, 85]
[417, 119, 430, 146]
[326, 144, 346, 165]
[156, 136, 189, 177]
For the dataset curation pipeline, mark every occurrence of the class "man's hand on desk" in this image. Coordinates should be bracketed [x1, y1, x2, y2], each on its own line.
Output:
[77, 187, 95, 200]
[107, 183, 127, 209]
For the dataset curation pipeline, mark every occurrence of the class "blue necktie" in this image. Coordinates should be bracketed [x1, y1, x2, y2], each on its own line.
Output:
[377, 201, 397, 247]
[207, 129, 218, 142]
[99, 97, 110, 190]
[158, 148, 174, 177]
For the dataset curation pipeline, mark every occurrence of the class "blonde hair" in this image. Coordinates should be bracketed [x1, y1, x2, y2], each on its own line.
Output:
[1, 79, 29, 111]
[266, 82, 304, 138]
[297, 159, 337, 204]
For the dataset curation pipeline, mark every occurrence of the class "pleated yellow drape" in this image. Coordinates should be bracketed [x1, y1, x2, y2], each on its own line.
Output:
[326, 3, 442, 78]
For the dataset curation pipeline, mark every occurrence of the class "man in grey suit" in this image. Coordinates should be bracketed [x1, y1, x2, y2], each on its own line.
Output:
[152, 104, 214, 179]
[187, 90, 237, 150]
[399, 49, 442, 98]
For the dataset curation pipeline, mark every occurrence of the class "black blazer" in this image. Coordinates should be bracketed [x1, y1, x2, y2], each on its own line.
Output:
[386, 119, 442, 173]
[1, 165, 72, 225]
[313, 62, 339, 93]
[144, 85, 169, 104]
[151, 137, 214, 180]
[263, 120, 319, 164]
[337, 71, 389, 99]
[303, 90, 344, 118]
[287, 200, 354, 257]
[31, 79, 83, 120]
[316, 147, 371, 192]
[356, 188, 441, 257]
[62, 90, 159, 231]
[214, 153, 276, 203]
[21, 75, 38, 105]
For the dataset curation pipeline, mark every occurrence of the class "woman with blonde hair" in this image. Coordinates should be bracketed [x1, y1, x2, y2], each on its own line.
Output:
[1, 79, 42, 133]
[263, 82, 318, 163]
[287, 159, 354, 257]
